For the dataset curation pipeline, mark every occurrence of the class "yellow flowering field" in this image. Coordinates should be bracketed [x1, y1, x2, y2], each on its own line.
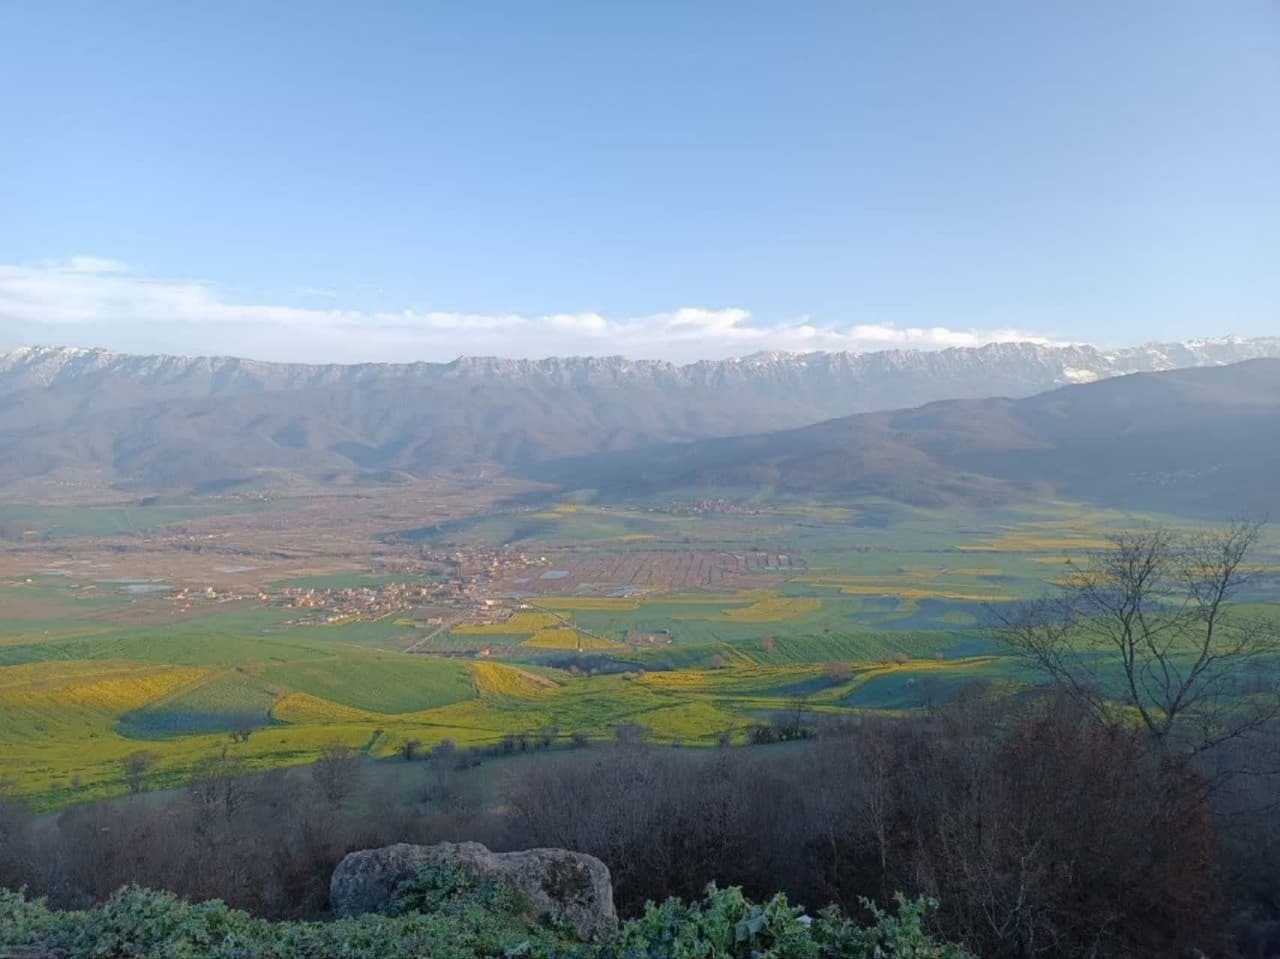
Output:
[472, 661, 559, 699]
[270, 691, 377, 724]
[0, 661, 206, 714]
[521, 628, 624, 650]
[454, 612, 562, 635]
[715, 597, 821, 622]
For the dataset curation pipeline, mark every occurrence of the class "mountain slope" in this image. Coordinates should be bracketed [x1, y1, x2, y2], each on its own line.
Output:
[534, 360, 1280, 518]
[0, 338, 1276, 496]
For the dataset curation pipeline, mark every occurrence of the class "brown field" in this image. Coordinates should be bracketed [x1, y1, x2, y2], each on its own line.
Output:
[0, 478, 539, 622]
[0, 483, 826, 636]
[493, 549, 803, 595]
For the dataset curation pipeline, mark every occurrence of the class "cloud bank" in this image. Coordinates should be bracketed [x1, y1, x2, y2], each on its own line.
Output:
[0, 257, 1062, 363]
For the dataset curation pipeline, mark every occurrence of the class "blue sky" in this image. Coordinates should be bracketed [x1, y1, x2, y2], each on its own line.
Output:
[1, 0, 1277, 362]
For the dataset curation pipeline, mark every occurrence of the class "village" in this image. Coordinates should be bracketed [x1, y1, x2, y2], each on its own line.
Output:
[166, 543, 550, 627]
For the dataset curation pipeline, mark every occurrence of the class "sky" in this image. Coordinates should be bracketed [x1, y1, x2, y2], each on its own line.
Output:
[1, 0, 1277, 363]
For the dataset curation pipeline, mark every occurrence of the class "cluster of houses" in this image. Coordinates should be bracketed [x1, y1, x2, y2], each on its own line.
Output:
[158, 543, 551, 626]
[277, 581, 443, 621]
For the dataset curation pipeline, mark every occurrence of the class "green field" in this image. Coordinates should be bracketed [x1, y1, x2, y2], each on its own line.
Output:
[0, 604, 1017, 806]
[261, 654, 474, 713]
[2, 496, 1277, 808]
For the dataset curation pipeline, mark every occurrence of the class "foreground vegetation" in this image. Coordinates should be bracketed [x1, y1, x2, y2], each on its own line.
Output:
[0, 881, 966, 959]
[4, 690, 1278, 958]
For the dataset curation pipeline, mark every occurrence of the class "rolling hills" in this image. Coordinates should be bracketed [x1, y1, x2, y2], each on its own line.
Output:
[535, 359, 1280, 517]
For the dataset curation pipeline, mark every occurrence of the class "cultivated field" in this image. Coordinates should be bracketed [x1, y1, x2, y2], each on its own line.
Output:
[3, 487, 1278, 807]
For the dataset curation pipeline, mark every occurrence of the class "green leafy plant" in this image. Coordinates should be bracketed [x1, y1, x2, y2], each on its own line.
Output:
[613, 885, 966, 959]
[811, 895, 971, 959]
[0, 883, 967, 959]
[385, 861, 530, 918]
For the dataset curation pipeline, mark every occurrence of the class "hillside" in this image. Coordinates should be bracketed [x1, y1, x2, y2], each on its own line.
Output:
[534, 359, 1280, 517]
[0, 337, 1276, 496]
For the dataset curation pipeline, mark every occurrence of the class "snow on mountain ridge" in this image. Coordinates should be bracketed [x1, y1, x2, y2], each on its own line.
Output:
[1, 337, 1278, 396]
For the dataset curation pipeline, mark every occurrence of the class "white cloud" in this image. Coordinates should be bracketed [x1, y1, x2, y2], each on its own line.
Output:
[294, 286, 339, 299]
[58, 256, 133, 274]
[0, 257, 1063, 363]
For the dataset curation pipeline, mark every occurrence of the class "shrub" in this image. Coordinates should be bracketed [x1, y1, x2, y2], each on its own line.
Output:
[384, 861, 529, 918]
[617, 884, 817, 959]
[811, 895, 970, 959]
[0, 884, 967, 959]
[615, 885, 966, 959]
[0, 885, 563, 959]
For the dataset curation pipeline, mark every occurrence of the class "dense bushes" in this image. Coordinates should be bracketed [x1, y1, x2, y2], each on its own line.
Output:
[2, 692, 1275, 957]
[0, 884, 566, 959]
[0, 745, 516, 918]
[0, 880, 966, 959]
[617, 888, 967, 959]
[506, 695, 1224, 959]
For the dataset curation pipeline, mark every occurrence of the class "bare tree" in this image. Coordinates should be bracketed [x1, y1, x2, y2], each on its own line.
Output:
[188, 749, 252, 823]
[994, 522, 1280, 759]
[122, 750, 155, 794]
[427, 738, 458, 801]
[311, 743, 361, 809]
[783, 693, 814, 740]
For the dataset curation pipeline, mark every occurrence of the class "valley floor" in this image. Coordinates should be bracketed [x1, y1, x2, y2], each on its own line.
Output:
[2, 487, 1278, 806]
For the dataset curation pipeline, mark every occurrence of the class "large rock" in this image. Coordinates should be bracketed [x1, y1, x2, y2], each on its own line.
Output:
[329, 841, 617, 940]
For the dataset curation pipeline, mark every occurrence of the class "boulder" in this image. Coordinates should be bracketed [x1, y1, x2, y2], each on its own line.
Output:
[329, 841, 617, 940]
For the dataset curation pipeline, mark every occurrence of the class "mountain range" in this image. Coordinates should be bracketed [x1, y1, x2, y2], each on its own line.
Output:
[0, 337, 1277, 502]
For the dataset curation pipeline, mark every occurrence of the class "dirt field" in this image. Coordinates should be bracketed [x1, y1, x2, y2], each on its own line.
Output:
[492, 549, 805, 596]
[0, 478, 539, 608]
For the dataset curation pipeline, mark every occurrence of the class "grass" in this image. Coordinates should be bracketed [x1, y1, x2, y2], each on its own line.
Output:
[840, 667, 988, 709]
[4, 495, 1276, 807]
[801, 579, 1012, 602]
[261, 653, 474, 713]
[521, 628, 625, 651]
[453, 612, 562, 636]
[0, 618, 1228, 806]
[732, 631, 968, 666]
[683, 597, 823, 623]
[119, 672, 283, 738]
[472, 662, 559, 699]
